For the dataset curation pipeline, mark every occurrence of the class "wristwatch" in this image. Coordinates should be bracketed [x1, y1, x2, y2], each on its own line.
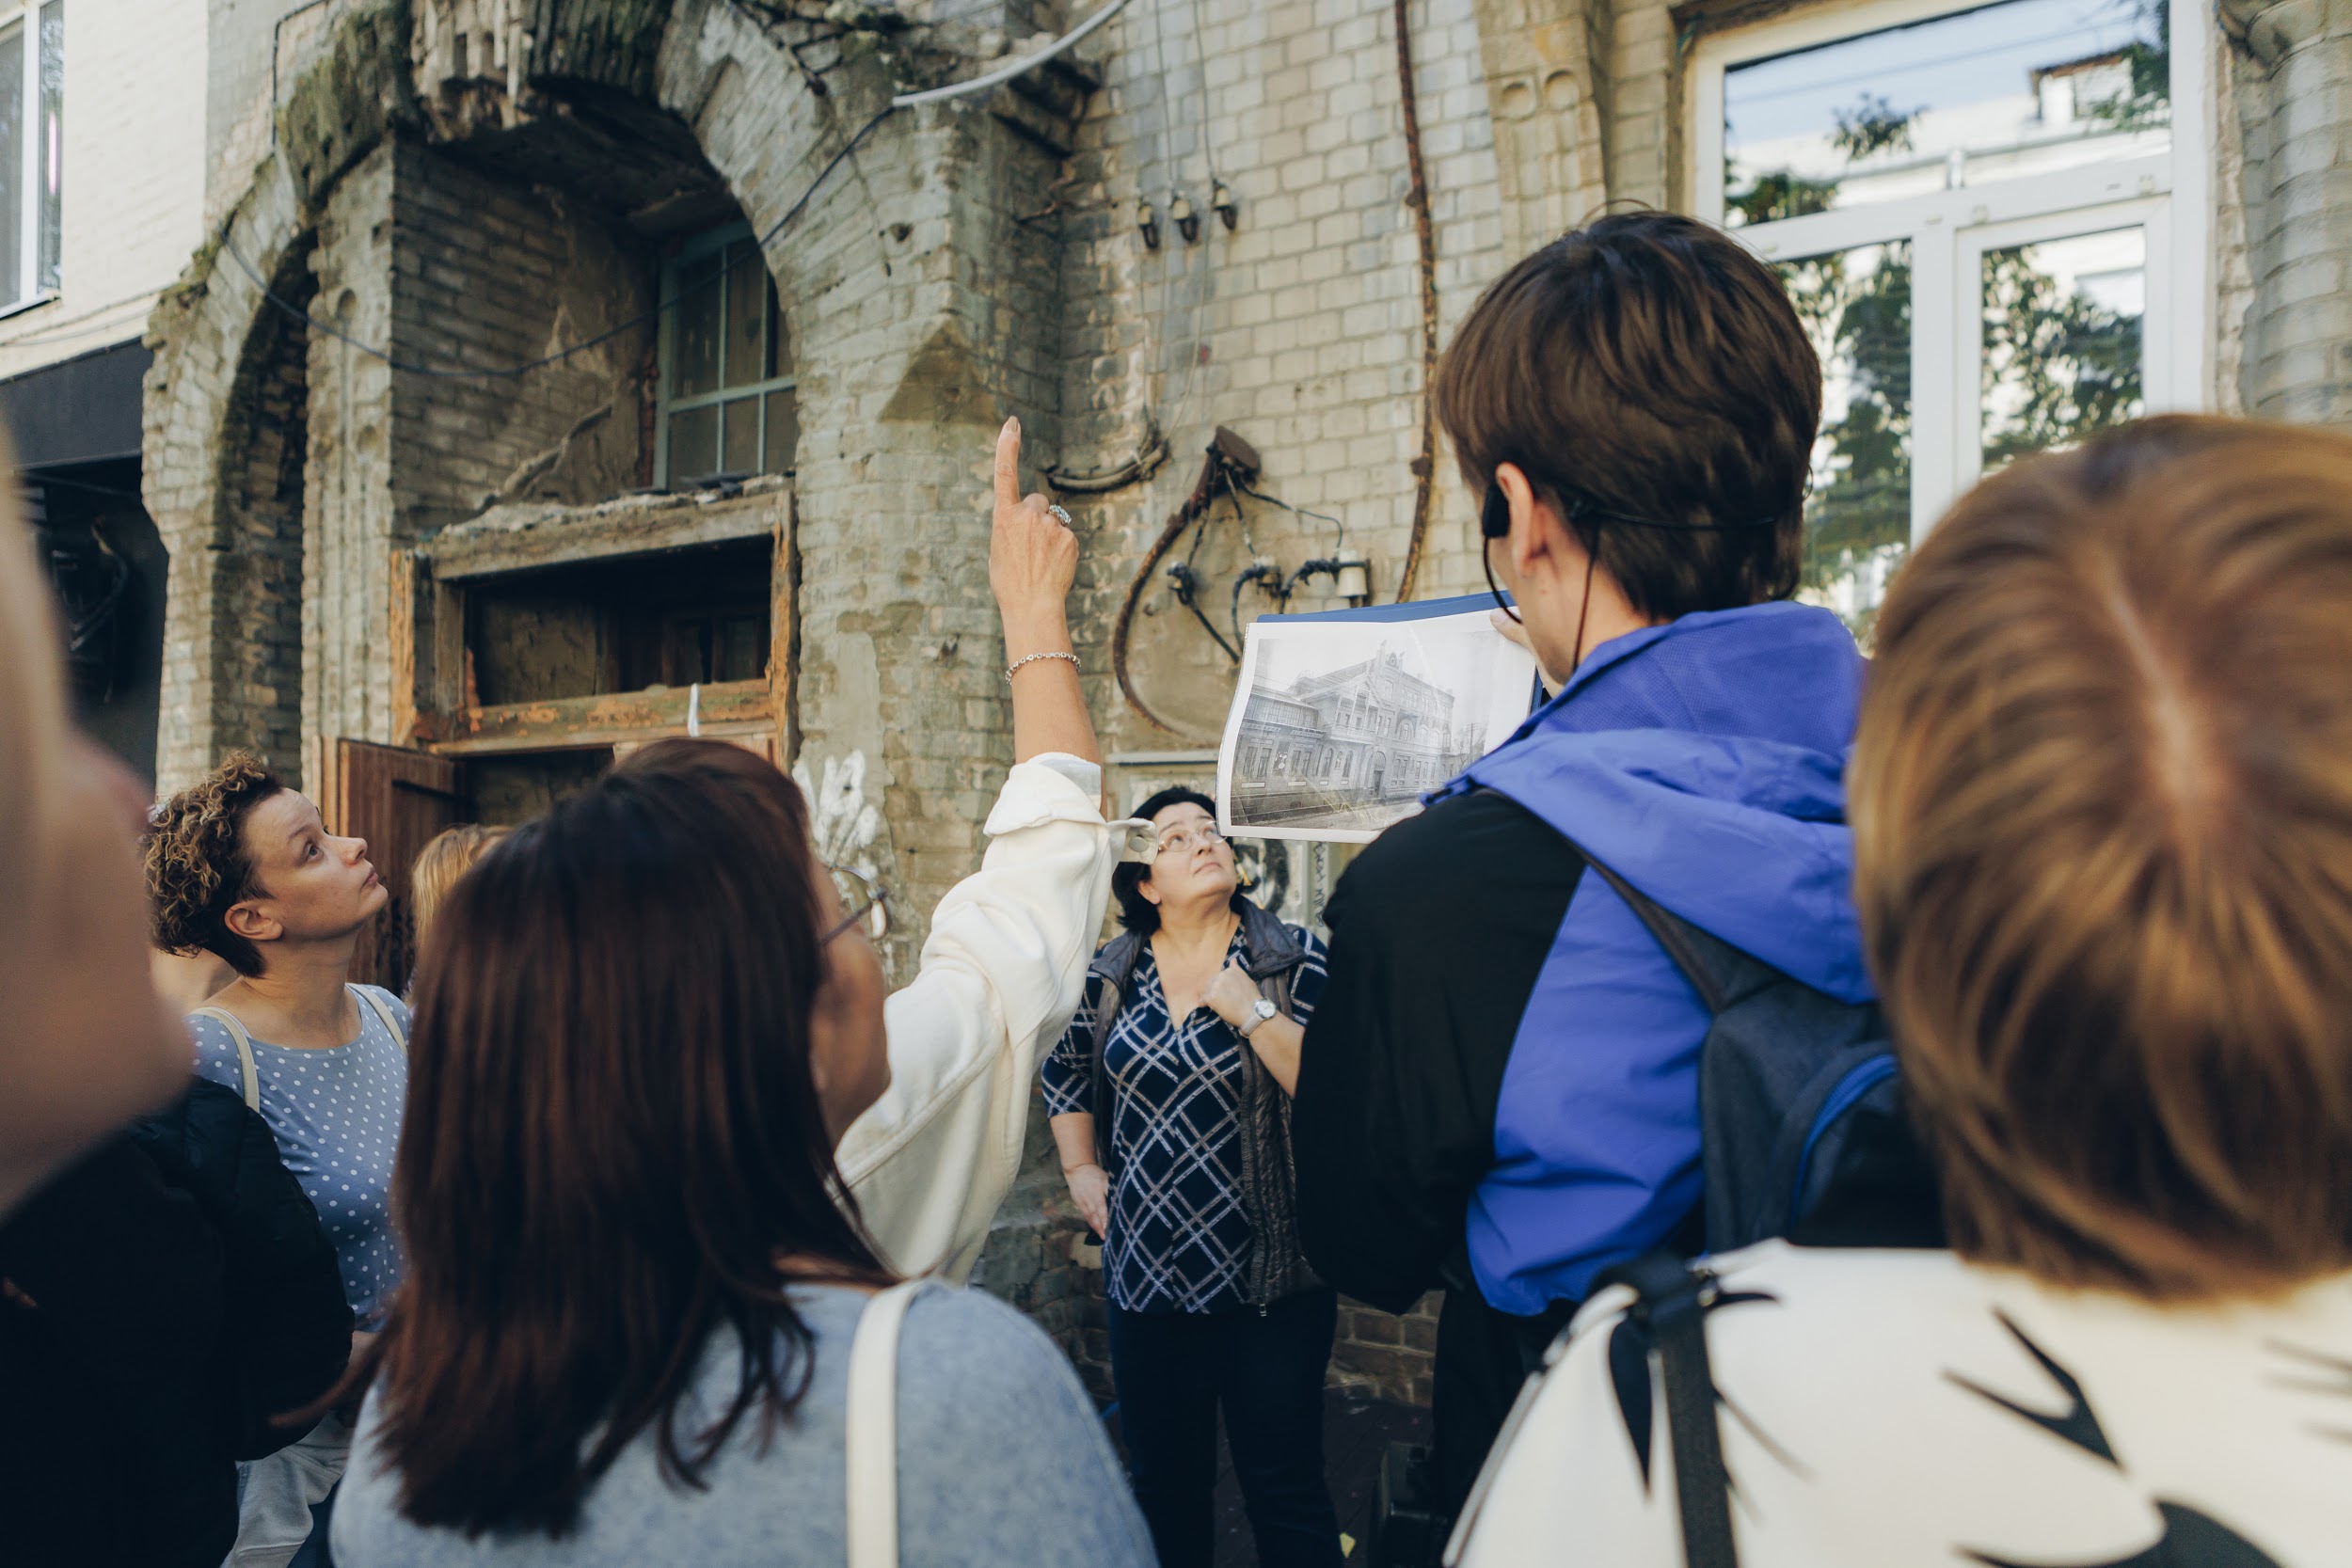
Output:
[1238, 997, 1280, 1037]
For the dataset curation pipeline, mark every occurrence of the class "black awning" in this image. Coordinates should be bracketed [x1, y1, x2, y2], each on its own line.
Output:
[0, 337, 152, 469]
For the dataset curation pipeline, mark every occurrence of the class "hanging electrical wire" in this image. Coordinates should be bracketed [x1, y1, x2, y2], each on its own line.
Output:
[1390, 0, 1442, 602]
[1112, 426, 1260, 731]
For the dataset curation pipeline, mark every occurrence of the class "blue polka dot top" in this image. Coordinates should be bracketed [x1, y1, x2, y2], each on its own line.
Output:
[189, 985, 410, 1323]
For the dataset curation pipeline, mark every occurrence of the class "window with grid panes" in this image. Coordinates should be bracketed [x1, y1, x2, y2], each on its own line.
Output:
[656, 225, 798, 488]
[1690, 0, 2209, 642]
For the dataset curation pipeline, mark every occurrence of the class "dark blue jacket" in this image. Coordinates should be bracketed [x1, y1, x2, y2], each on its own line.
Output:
[1295, 600, 1867, 1316]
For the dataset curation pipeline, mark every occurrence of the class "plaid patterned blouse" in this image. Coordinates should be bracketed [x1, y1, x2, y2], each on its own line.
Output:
[1042, 923, 1328, 1314]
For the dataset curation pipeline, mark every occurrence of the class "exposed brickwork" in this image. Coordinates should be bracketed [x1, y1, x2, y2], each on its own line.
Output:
[1332, 1292, 1442, 1405]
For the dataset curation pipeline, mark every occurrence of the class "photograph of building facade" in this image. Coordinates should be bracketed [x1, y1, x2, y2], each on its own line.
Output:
[1232, 642, 1480, 826]
[6, 0, 2345, 1410]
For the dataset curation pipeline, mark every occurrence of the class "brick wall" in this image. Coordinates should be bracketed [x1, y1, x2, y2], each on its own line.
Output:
[203, 251, 313, 784]
[388, 141, 654, 537]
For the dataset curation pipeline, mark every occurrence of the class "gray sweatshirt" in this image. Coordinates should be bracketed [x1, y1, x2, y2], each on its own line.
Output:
[331, 1283, 1154, 1568]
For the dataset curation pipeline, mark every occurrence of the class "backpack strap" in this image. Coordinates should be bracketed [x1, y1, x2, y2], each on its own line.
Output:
[845, 1278, 935, 1568]
[188, 1006, 261, 1112]
[1569, 847, 1789, 1018]
[1597, 1253, 1739, 1568]
[353, 985, 408, 1053]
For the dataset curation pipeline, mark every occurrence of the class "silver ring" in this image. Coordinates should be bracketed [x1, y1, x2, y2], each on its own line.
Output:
[1046, 504, 1073, 526]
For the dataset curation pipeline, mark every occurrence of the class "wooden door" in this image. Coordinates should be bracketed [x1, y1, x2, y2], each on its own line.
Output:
[321, 739, 468, 992]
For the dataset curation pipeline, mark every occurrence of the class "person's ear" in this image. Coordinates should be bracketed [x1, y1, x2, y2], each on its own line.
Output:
[222, 900, 281, 946]
[1496, 463, 1573, 581]
[1139, 877, 1164, 907]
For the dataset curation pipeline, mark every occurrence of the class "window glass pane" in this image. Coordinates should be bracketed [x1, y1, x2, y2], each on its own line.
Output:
[723, 240, 765, 389]
[763, 391, 799, 473]
[0, 21, 24, 305]
[1981, 226, 2144, 473]
[1724, 0, 2169, 229]
[36, 2, 56, 293]
[721, 395, 759, 475]
[667, 404, 718, 485]
[1779, 240, 1913, 645]
[766, 282, 792, 381]
[673, 253, 722, 399]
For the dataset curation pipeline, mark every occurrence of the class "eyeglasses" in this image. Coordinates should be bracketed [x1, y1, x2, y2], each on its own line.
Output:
[1156, 824, 1227, 857]
[821, 862, 891, 944]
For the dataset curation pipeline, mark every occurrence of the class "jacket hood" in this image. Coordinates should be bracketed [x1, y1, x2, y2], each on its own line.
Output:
[1444, 600, 1872, 1003]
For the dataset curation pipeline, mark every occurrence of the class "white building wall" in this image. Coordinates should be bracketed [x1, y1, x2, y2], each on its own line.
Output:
[0, 0, 207, 379]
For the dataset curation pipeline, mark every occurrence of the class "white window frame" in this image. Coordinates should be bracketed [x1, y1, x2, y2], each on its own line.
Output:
[652, 222, 797, 489]
[1688, 0, 2213, 545]
[0, 0, 59, 318]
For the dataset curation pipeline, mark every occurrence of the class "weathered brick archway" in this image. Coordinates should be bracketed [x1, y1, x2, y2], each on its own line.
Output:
[143, 0, 1080, 949]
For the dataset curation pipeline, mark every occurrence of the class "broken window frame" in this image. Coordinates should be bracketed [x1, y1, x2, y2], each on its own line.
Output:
[1685, 0, 2213, 540]
[401, 489, 797, 770]
[653, 221, 798, 489]
[0, 0, 62, 317]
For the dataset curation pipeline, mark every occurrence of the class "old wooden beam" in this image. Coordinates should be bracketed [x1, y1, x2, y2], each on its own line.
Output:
[428, 678, 774, 754]
[423, 487, 788, 581]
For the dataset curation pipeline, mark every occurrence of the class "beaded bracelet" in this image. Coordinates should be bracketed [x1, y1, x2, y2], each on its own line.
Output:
[1006, 650, 1080, 683]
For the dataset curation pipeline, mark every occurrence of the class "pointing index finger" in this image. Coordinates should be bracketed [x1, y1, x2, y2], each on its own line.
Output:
[995, 417, 1022, 511]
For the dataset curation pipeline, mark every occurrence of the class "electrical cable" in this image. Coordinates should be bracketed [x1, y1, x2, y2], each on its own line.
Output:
[1390, 0, 1441, 602]
[889, 0, 1136, 107]
[1235, 477, 1344, 552]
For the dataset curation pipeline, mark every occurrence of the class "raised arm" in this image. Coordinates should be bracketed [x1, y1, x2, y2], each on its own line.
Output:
[993, 418, 1101, 769]
[834, 419, 1134, 1280]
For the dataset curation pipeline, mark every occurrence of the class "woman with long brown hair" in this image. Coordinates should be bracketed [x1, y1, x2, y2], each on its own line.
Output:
[329, 421, 1152, 1564]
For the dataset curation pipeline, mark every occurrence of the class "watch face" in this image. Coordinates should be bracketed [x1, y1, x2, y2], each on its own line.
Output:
[1253, 998, 1278, 1020]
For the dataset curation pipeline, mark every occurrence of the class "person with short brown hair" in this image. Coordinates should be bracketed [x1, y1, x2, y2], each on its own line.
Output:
[1292, 211, 1867, 1512]
[1453, 415, 2352, 1567]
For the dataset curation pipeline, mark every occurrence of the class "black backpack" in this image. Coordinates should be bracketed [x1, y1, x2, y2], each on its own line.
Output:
[1573, 847, 1910, 1253]
[1571, 848, 1938, 1568]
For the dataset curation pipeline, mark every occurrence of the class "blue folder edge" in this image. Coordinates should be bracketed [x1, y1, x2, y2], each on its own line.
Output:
[1251, 590, 1508, 626]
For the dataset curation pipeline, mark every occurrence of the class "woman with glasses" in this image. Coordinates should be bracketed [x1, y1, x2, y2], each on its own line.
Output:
[327, 418, 1154, 1565]
[1042, 787, 1344, 1568]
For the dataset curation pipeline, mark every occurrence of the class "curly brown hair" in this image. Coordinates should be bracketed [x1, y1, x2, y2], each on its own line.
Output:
[146, 753, 287, 978]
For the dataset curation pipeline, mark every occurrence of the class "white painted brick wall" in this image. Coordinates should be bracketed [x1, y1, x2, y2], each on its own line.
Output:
[0, 0, 206, 379]
[1057, 0, 1510, 748]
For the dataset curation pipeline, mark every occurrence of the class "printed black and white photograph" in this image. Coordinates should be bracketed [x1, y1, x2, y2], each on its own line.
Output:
[1216, 602, 1540, 843]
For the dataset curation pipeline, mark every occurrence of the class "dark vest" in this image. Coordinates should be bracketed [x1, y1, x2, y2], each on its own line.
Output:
[1085, 900, 1324, 1307]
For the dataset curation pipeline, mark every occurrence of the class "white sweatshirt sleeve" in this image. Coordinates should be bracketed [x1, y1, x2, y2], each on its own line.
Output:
[835, 753, 1145, 1282]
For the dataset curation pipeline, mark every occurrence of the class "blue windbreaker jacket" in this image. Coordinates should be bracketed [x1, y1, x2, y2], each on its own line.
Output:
[1434, 599, 1868, 1313]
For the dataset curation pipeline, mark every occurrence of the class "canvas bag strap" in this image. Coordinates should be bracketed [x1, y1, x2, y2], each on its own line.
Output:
[352, 985, 407, 1053]
[188, 1006, 262, 1112]
[844, 1277, 934, 1568]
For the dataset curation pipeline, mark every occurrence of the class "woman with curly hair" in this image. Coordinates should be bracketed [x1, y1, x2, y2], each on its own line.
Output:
[147, 753, 406, 1563]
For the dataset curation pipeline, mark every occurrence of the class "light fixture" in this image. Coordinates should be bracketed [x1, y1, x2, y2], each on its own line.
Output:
[1136, 198, 1161, 250]
[1212, 181, 1237, 230]
[1171, 191, 1200, 244]
[1334, 549, 1372, 606]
